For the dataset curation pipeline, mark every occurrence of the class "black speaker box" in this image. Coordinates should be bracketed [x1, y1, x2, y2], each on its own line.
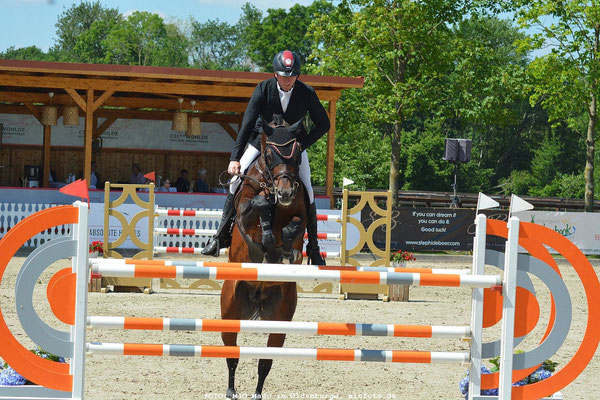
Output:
[443, 138, 472, 163]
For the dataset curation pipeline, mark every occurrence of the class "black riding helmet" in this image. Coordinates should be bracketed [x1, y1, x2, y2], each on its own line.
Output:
[273, 50, 301, 77]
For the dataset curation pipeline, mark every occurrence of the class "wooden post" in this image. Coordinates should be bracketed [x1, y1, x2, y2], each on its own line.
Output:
[42, 125, 51, 187]
[325, 98, 337, 209]
[84, 89, 94, 186]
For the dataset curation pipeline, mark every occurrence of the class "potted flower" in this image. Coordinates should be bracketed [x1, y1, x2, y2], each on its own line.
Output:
[0, 348, 66, 386]
[459, 356, 558, 399]
[388, 250, 416, 301]
[391, 249, 416, 267]
[89, 240, 104, 257]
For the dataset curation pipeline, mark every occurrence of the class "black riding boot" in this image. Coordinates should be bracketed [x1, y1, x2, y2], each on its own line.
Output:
[306, 202, 326, 265]
[201, 192, 235, 256]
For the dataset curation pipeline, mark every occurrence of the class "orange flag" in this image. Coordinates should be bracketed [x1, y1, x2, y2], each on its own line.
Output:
[59, 179, 90, 205]
[144, 171, 155, 182]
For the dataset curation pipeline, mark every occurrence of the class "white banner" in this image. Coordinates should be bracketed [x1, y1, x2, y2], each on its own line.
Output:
[88, 203, 149, 249]
[513, 210, 600, 254]
[0, 114, 236, 152]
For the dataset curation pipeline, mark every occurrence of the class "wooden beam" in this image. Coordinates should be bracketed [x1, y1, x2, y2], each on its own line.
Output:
[325, 99, 338, 208]
[92, 89, 115, 112]
[94, 117, 117, 140]
[84, 89, 93, 187]
[0, 91, 246, 112]
[42, 125, 51, 188]
[219, 123, 238, 141]
[0, 91, 248, 112]
[0, 104, 242, 123]
[23, 102, 41, 122]
[65, 88, 87, 110]
[0, 75, 256, 98]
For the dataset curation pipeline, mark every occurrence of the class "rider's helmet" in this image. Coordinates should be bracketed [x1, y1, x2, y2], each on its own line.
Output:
[273, 50, 301, 77]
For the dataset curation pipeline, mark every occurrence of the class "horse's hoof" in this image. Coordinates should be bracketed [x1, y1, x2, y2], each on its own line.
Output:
[226, 388, 238, 399]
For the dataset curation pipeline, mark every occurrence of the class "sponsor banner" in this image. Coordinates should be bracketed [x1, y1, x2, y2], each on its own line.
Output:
[0, 113, 236, 152]
[89, 203, 149, 249]
[513, 210, 600, 255]
[362, 207, 508, 252]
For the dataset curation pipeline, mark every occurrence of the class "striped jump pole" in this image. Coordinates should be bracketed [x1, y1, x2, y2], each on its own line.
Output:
[86, 342, 469, 364]
[91, 263, 501, 288]
[155, 209, 223, 217]
[87, 316, 470, 338]
[154, 230, 341, 240]
[155, 208, 341, 222]
[219, 248, 341, 258]
[155, 228, 216, 236]
[90, 257, 469, 275]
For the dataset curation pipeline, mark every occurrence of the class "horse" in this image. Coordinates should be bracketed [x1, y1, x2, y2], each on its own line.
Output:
[220, 118, 307, 400]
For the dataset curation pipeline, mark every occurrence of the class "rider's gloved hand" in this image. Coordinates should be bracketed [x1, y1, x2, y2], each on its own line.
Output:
[228, 161, 241, 175]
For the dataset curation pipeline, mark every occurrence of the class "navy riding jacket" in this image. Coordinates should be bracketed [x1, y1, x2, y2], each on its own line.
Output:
[230, 77, 330, 161]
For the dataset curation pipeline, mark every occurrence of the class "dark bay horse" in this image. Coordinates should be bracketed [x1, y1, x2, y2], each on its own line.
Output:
[221, 120, 306, 399]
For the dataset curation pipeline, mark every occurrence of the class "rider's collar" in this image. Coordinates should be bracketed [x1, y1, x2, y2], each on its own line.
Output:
[276, 81, 295, 94]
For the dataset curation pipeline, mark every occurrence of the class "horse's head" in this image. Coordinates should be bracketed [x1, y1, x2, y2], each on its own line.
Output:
[260, 116, 303, 206]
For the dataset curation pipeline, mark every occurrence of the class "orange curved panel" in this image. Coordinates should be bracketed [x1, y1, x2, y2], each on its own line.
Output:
[484, 219, 600, 399]
[0, 205, 78, 391]
[48, 270, 77, 325]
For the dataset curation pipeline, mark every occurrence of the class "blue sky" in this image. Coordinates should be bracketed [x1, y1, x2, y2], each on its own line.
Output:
[0, 0, 315, 52]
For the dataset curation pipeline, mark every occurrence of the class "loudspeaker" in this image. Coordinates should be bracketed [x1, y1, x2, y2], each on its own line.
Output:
[443, 138, 472, 163]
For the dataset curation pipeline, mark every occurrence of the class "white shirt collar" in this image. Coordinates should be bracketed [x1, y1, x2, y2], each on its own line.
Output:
[276, 81, 294, 113]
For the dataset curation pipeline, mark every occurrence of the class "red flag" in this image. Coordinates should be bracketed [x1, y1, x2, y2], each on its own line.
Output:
[144, 171, 155, 182]
[60, 179, 90, 205]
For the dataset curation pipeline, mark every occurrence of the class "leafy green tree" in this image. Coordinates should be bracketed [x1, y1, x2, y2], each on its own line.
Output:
[104, 11, 175, 66]
[190, 19, 247, 70]
[310, 0, 470, 203]
[511, 0, 600, 210]
[152, 22, 190, 68]
[0, 46, 52, 61]
[53, 0, 121, 62]
[244, 0, 334, 71]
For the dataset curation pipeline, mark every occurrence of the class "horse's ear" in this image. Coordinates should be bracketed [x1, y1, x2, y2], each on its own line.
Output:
[260, 131, 267, 153]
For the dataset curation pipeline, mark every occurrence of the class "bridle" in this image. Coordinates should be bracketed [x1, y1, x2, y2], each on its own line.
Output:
[257, 141, 301, 205]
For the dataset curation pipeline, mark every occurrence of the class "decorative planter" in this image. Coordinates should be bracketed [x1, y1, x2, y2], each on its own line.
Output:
[388, 260, 409, 302]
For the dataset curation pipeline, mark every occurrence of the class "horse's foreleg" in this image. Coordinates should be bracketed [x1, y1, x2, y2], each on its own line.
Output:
[254, 333, 286, 400]
[222, 332, 239, 399]
[250, 195, 277, 262]
[282, 217, 303, 263]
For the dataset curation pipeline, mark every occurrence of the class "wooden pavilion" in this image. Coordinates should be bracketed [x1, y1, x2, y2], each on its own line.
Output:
[0, 59, 363, 200]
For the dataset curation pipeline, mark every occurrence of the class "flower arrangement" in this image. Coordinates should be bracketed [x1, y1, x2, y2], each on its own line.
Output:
[391, 249, 416, 263]
[0, 348, 66, 386]
[458, 356, 557, 399]
[89, 240, 104, 254]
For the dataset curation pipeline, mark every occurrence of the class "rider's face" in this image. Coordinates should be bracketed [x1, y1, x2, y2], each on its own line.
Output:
[275, 74, 297, 92]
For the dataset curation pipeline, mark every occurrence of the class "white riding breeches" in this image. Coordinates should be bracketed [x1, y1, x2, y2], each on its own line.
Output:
[229, 145, 314, 203]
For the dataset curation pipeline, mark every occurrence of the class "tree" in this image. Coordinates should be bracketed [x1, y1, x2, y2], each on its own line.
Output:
[53, 0, 121, 62]
[244, 0, 334, 71]
[104, 11, 169, 66]
[189, 18, 247, 70]
[512, 0, 600, 211]
[0, 46, 52, 61]
[310, 0, 471, 203]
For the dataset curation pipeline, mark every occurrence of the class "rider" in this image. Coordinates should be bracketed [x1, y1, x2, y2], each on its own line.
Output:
[202, 50, 330, 265]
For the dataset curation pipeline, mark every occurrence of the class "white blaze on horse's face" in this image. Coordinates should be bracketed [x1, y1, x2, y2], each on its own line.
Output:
[275, 179, 299, 206]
